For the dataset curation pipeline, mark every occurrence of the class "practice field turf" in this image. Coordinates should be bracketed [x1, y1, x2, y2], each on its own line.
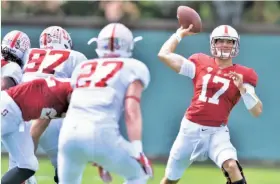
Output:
[1, 157, 279, 184]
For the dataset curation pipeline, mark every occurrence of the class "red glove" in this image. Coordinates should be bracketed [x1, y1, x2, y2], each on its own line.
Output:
[137, 152, 153, 178]
[131, 140, 153, 178]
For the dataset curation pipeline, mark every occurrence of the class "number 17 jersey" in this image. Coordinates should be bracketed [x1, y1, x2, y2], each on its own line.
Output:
[22, 48, 87, 82]
[182, 53, 258, 127]
[68, 57, 150, 127]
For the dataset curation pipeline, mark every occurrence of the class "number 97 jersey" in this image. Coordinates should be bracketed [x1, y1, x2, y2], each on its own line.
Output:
[22, 48, 87, 82]
[69, 58, 150, 126]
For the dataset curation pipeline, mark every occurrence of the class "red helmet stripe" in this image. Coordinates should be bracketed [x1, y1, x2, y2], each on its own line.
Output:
[110, 24, 117, 51]
[43, 33, 47, 46]
[224, 25, 228, 34]
[10, 31, 21, 48]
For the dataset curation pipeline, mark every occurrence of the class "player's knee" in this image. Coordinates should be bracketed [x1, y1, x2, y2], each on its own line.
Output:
[18, 157, 39, 172]
[165, 166, 182, 182]
[222, 159, 239, 174]
[223, 159, 239, 172]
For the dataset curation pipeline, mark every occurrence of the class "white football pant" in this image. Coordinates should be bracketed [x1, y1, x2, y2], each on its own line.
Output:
[1, 91, 38, 172]
[165, 117, 238, 180]
[58, 117, 148, 184]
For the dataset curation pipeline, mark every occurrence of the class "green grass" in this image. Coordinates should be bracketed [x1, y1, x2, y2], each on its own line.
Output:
[1, 157, 280, 184]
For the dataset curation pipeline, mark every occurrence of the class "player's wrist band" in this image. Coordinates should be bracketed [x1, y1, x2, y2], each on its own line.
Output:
[241, 91, 259, 110]
[132, 140, 143, 155]
[172, 33, 182, 43]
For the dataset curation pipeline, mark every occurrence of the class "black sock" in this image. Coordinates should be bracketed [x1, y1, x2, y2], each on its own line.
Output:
[54, 167, 59, 183]
[232, 178, 246, 184]
[1, 167, 35, 184]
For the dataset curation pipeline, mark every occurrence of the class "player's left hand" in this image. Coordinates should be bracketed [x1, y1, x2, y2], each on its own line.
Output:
[229, 71, 244, 89]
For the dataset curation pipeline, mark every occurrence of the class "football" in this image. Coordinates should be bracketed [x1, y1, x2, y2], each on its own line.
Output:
[177, 6, 202, 33]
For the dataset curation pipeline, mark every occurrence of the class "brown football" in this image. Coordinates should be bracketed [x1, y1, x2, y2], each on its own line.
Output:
[177, 6, 202, 33]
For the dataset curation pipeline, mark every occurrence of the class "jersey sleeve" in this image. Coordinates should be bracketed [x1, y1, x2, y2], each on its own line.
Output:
[179, 58, 196, 79]
[72, 51, 87, 69]
[188, 53, 200, 65]
[2, 62, 23, 84]
[63, 50, 88, 78]
[128, 60, 150, 90]
[179, 53, 199, 79]
[69, 62, 83, 89]
[243, 68, 258, 87]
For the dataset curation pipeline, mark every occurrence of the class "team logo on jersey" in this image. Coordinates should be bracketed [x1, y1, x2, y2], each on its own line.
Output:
[207, 67, 213, 73]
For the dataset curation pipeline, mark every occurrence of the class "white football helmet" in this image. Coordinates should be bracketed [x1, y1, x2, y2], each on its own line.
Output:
[1, 30, 31, 65]
[210, 25, 240, 59]
[39, 26, 72, 50]
[88, 23, 142, 58]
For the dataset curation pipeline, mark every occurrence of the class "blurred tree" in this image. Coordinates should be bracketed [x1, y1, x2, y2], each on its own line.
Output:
[99, 0, 140, 22]
[243, 1, 280, 24]
[23, 1, 64, 16]
[60, 1, 100, 16]
[211, 1, 245, 26]
[135, 1, 163, 18]
[243, 1, 265, 23]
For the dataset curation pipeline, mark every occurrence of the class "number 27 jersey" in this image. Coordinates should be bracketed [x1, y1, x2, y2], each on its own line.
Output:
[69, 57, 150, 125]
[22, 48, 87, 82]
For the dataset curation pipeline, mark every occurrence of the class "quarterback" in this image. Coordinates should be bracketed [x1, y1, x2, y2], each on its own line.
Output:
[158, 24, 262, 184]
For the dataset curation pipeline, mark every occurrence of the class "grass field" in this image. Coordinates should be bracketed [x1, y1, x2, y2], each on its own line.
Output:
[1, 156, 280, 184]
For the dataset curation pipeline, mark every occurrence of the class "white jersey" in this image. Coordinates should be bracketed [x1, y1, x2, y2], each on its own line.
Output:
[22, 48, 87, 82]
[68, 57, 150, 128]
[1, 58, 23, 84]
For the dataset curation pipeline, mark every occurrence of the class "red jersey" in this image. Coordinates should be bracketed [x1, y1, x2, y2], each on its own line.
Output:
[186, 53, 258, 127]
[6, 77, 72, 121]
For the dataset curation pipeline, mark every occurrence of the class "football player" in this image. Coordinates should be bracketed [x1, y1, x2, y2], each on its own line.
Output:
[158, 24, 262, 184]
[1, 77, 72, 184]
[1, 30, 30, 90]
[20, 26, 87, 183]
[57, 23, 153, 184]
[1, 30, 37, 184]
[19, 26, 110, 184]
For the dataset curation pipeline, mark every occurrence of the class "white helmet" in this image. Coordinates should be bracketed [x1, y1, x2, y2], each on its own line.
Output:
[87, 23, 142, 58]
[1, 30, 31, 65]
[210, 25, 240, 59]
[39, 26, 72, 50]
